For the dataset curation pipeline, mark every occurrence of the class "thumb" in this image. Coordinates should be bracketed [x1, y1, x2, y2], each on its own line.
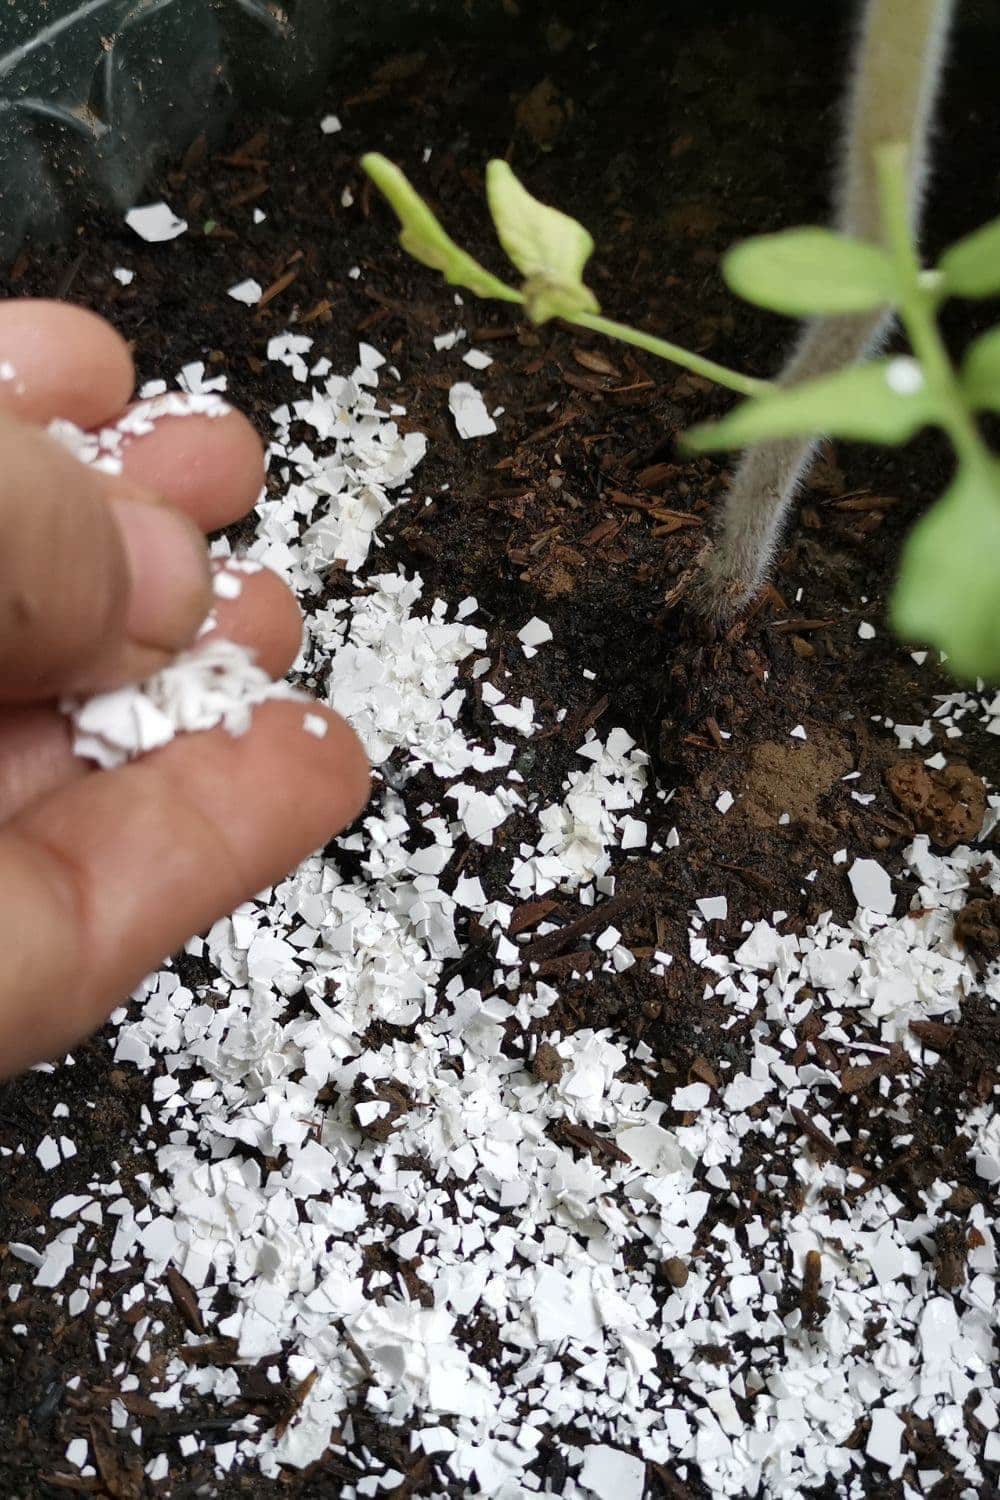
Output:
[0, 416, 212, 702]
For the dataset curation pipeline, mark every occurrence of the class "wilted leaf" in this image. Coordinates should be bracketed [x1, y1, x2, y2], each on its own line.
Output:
[361, 153, 522, 304]
[485, 159, 599, 323]
[722, 228, 898, 315]
[684, 358, 937, 452]
[939, 215, 1000, 298]
[891, 459, 1000, 680]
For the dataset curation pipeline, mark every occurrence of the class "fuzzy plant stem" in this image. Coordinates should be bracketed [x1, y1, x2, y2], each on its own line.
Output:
[696, 0, 956, 618]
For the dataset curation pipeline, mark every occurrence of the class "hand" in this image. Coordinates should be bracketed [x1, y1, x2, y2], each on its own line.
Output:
[0, 299, 370, 1078]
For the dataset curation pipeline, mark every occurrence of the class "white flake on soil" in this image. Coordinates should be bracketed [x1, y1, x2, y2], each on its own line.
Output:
[125, 202, 188, 242]
[228, 278, 263, 305]
[697, 895, 728, 922]
[65, 1438, 89, 1469]
[257, 345, 427, 578]
[579, 1444, 646, 1500]
[866, 1408, 906, 1472]
[517, 616, 553, 658]
[848, 856, 896, 915]
[448, 381, 497, 439]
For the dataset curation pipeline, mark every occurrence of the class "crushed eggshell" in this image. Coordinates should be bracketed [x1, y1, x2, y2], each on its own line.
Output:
[448, 381, 496, 439]
[125, 202, 188, 242]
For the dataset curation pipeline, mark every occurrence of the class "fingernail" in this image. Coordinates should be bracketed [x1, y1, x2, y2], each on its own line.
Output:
[110, 499, 212, 651]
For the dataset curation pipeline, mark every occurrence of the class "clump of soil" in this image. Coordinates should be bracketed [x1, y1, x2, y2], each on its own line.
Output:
[886, 759, 987, 848]
[737, 729, 853, 839]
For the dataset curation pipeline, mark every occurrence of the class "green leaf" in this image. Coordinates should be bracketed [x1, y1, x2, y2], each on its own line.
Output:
[939, 215, 1000, 298]
[722, 228, 899, 315]
[485, 159, 599, 323]
[891, 459, 1000, 680]
[361, 153, 523, 305]
[684, 358, 938, 452]
[961, 325, 1000, 413]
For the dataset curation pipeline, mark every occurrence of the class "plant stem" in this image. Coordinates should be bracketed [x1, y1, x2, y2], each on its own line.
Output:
[572, 311, 772, 400]
[876, 142, 989, 476]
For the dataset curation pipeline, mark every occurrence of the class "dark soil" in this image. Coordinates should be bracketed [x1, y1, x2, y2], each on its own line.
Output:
[2, 1, 1000, 1497]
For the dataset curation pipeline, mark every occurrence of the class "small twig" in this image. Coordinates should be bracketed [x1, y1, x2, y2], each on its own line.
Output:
[176, 1337, 239, 1367]
[336, 1320, 373, 1379]
[273, 1369, 319, 1441]
[156, 1414, 253, 1438]
[522, 893, 639, 965]
[790, 1106, 838, 1159]
[770, 617, 837, 635]
[256, 267, 300, 309]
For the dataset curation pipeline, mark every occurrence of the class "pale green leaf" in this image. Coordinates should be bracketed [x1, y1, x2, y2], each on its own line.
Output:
[961, 325, 1000, 413]
[891, 459, 1000, 680]
[722, 228, 898, 315]
[361, 154, 523, 304]
[939, 215, 1000, 298]
[684, 358, 938, 452]
[485, 159, 599, 323]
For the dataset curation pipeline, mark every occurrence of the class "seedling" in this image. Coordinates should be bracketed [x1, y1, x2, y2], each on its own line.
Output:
[361, 154, 768, 401]
[362, 149, 1000, 680]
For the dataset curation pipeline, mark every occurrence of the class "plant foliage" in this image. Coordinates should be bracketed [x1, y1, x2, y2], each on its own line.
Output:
[362, 150, 1000, 679]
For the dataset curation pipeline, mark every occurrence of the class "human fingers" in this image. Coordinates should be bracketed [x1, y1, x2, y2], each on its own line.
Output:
[0, 700, 370, 1076]
[205, 563, 303, 677]
[0, 417, 212, 702]
[0, 563, 302, 823]
[0, 708, 82, 823]
[0, 298, 265, 533]
[110, 403, 266, 533]
[0, 299, 134, 428]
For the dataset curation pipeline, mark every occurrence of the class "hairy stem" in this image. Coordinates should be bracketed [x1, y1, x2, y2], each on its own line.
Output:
[572, 311, 771, 399]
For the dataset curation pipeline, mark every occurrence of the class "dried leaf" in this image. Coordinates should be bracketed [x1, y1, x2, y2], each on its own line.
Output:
[572, 346, 620, 377]
[166, 1266, 206, 1336]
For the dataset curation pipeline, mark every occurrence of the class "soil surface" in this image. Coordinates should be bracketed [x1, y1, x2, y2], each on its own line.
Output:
[2, 1, 1000, 1497]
